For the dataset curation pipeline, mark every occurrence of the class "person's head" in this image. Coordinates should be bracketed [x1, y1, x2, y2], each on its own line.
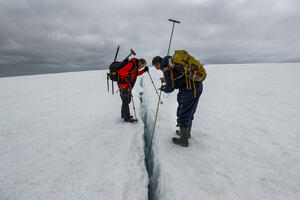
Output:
[152, 56, 162, 70]
[138, 58, 147, 69]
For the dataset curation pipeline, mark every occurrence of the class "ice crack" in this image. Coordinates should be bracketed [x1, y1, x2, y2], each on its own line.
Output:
[139, 77, 160, 200]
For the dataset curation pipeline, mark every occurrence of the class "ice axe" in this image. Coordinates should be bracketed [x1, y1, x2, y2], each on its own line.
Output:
[167, 19, 180, 55]
[123, 48, 136, 62]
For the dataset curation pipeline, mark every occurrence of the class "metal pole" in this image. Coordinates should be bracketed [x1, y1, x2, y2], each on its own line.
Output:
[107, 74, 109, 92]
[167, 19, 180, 56]
[129, 83, 137, 120]
[147, 19, 180, 157]
[112, 80, 114, 95]
[167, 23, 175, 56]
[147, 72, 159, 97]
[147, 71, 163, 104]
[147, 86, 163, 158]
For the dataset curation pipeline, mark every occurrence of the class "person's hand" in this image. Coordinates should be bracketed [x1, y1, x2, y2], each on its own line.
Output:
[160, 77, 165, 83]
[158, 85, 166, 91]
[143, 66, 149, 72]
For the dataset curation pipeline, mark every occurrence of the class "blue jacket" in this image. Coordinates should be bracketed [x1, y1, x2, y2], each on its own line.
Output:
[160, 56, 186, 92]
[160, 56, 203, 128]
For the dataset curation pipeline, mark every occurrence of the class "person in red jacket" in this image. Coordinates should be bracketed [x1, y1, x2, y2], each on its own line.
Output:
[118, 58, 148, 122]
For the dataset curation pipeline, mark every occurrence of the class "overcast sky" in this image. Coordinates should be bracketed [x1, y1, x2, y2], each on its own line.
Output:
[0, 0, 299, 70]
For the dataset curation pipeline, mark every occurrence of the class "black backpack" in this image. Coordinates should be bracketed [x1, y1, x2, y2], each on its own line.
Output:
[108, 58, 129, 81]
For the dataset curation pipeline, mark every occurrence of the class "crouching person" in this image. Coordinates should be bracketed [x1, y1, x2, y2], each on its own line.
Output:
[118, 58, 148, 122]
[152, 53, 205, 147]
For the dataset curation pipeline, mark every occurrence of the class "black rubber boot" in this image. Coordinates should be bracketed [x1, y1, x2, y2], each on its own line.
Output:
[122, 115, 133, 119]
[124, 118, 138, 123]
[175, 123, 192, 138]
[172, 127, 189, 147]
[121, 104, 125, 119]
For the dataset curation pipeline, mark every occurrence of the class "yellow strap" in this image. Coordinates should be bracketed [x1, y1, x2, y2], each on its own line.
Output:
[189, 77, 191, 90]
[170, 67, 174, 88]
[193, 79, 196, 98]
[185, 69, 189, 89]
[163, 67, 169, 72]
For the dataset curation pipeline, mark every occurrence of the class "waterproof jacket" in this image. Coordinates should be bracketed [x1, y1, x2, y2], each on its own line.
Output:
[160, 56, 185, 92]
[160, 56, 203, 128]
[118, 58, 145, 90]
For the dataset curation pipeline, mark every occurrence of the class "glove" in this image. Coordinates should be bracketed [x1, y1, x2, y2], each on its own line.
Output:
[158, 85, 166, 91]
[127, 73, 132, 81]
[143, 66, 149, 72]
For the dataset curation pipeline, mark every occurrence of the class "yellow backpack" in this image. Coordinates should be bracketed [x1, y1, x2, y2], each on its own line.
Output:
[168, 50, 206, 97]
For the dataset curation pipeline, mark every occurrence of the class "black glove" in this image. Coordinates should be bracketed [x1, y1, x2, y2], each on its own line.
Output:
[143, 66, 149, 72]
[127, 73, 132, 81]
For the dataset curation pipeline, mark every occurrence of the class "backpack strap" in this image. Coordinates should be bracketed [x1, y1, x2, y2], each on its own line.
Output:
[127, 59, 139, 88]
[169, 66, 174, 88]
[163, 67, 169, 72]
[129, 60, 136, 72]
[129, 60, 138, 80]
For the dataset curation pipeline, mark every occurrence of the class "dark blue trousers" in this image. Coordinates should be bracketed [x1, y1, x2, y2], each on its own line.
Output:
[120, 89, 132, 120]
[176, 81, 203, 128]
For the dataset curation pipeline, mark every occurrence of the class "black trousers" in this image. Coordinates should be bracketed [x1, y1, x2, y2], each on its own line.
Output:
[120, 89, 132, 120]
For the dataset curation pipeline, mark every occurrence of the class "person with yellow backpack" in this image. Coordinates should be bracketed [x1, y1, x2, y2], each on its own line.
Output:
[152, 50, 206, 147]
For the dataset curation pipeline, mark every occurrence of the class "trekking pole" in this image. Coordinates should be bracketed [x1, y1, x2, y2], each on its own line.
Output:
[147, 84, 163, 158]
[147, 71, 163, 104]
[129, 83, 137, 120]
[167, 19, 180, 55]
[107, 74, 109, 92]
[147, 71, 159, 97]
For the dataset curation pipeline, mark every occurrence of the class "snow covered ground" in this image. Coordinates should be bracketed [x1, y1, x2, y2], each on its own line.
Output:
[140, 63, 300, 200]
[1, 63, 299, 200]
[0, 71, 148, 200]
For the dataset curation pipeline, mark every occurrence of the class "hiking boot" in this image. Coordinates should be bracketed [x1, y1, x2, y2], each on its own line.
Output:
[175, 123, 192, 138]
[124, 118, 138, 123]
[122, 115, 133, 119]
[172, 127, 189, 147]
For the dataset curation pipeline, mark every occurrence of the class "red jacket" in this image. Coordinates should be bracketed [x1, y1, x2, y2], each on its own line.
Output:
[118, 58, 145, 90]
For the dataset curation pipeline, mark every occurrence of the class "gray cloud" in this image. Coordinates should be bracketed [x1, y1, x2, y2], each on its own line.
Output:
[0, 0, 299, 72]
